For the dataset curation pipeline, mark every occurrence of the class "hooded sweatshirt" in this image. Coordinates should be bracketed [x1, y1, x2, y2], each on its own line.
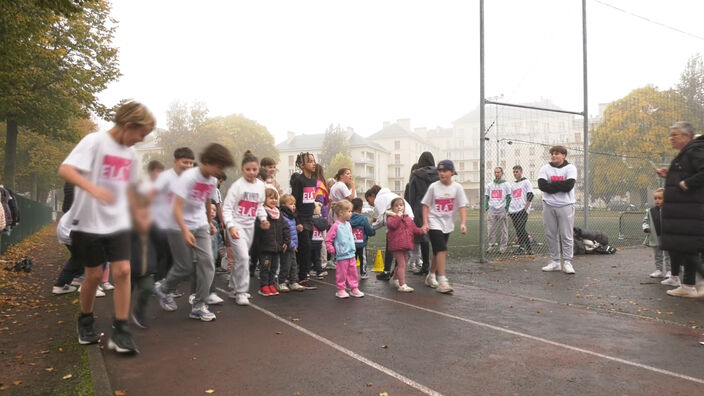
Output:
[486, 179, 512, 212]
[408, 165, 440, 226]
[350, 213, 375, 249]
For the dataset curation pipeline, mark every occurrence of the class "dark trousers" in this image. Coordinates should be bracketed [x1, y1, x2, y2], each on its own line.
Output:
[418, 241, 430, 273]
[55, 245, 83, 287]
[296, 229, 312, 280]
[153, 227, 173, 281]
[384, 237, 395, 274]
[669, 251, 704, 285]
[259, 253, 280, 287]
[509, 210, 532, 252]
[131, 275, 154, 315]
[311, 243, 323, 273]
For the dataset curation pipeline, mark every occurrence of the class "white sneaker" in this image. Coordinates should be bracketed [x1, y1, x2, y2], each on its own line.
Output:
[390, 279, 400, 288]
[661, 276, 681, 287]
[234, 293, 250, 306]
[649, 269, 665, 278]
[188, 294, 196, 305]
[350, 288, 365, 298]
[206, 293, 224, 305]
[436, 279, 453, 294]
[562, 262, 575, 274]
[189, 305, 216, 321]
[397, 284, 414, 293]
[52, 285, 77, 295]
[542, 261, 562, 272]
[335, 290, 349, 298]
[425, 273, 438, 288]
[101, 282, 115, 291]
[666, 286, 699, 298]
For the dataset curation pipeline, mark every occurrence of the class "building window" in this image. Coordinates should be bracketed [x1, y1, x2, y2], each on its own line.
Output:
[394, 167, 401, 177]
[473, 161, 478, 170]
[394, 181, 401, 191]
[459, 161, 465, 170]
[394, 140, 400, 150]
[395, 154, 400, 164]
[288, 155, 294, 167]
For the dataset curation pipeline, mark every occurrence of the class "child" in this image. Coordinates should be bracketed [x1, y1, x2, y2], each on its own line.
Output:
[130, 194, 157, 328]
[643, 188, 678, 286]
[254, 188, 290, 296]
[349, 198, 375, 280]
[222, 150, 269, 306]
[260, 157, 284, 196]
[155, 143, 235, 322]
[311, 202, 330, 279]
[325, 200, 364, 298]
[58, 101, 155, 353]
[421, 160, 468, 294]
[386, 198, 425, 292]
[279, 194, 305, 292]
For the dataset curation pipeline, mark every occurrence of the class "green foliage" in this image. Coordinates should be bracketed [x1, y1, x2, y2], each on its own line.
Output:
[326, 153, 354, 180]
[318, 124, 350, 170]
[589, 86, 692, 203]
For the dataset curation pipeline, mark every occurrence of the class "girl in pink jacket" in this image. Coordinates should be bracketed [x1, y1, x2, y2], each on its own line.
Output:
[386, 198, 425, 292]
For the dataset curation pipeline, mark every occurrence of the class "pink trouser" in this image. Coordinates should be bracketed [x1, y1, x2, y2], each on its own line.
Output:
[336, 257, 359, 291]
[392, 251, 407, 286]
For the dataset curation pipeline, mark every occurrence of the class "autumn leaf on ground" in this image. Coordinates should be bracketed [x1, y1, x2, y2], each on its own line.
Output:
[205, 389, 215, 394]
[62, 374, 72, 380]
[114, 390, 127, 396]
[12, 380, 22, 386]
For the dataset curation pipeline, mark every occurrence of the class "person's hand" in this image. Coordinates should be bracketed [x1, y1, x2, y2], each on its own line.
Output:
[229, 226, 240, 239]
[260, 220, 270, 230]
[644, 228, 651, 233]
[296, 224, 303, 232]
[209, 223, 217, 235]
[282, 243, 288, 252]
[183, 230, 196, 247]
[294, 247, 298, 253]
[90, 186, 115, 204]
[679, 180, 689, 191]
[656, 167, 668, 178]
[460, 223, 467, 234]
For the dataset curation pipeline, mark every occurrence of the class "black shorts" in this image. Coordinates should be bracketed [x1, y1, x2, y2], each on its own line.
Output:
[71, 230, 131, 268]
[428, 229, 450, 255]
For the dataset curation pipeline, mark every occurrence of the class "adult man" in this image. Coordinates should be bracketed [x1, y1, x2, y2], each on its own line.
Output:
[538, 146, 577, 274]
[657, 121, 704, 298]
[509, 165, 534, 255]
[485, 167, 512, 253]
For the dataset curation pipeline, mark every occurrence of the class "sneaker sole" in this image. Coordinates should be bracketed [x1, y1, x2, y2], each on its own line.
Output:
[335, 294, 349, 299]
[131, 312, 147, 329]
[76, 324, 100, 345]
[159, 302, 178, 312]
[107, 338, 139, 354]
[188, 313, 216, 321]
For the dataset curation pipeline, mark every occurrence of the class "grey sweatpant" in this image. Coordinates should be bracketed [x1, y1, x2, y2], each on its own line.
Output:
[653, 247, 671, 272]
[542, 203, 574, 261]
[163, 227, 214, 308]
[487, 210, 509, 250]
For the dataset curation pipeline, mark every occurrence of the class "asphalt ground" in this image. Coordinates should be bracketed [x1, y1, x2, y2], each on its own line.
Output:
[92, 246, 703, 395]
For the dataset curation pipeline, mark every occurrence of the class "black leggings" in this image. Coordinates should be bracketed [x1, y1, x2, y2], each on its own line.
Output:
[668, 251, 704, 285]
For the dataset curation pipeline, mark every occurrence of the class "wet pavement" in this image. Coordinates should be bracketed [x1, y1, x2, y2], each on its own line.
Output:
[92, 246, 703, 395]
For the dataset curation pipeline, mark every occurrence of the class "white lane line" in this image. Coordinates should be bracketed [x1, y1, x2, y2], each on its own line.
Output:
[312, 280, 704, 385]
[247, 302, 443, 396]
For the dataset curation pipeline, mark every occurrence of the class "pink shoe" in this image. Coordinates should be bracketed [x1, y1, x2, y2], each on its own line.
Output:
[350, 288, 364, 298]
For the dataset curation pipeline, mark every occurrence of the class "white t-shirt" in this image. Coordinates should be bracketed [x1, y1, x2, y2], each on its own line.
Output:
[57, 211, 72, 245]
[371, 188, 413, 230]
[171, 167, 219, 230]
[329, 181, 352, 203]
[509, 178, 534, 214]
[486, 180, 512, 212]
[151, 169, 179, 229]
[538, 162, 577, 207]
[61, 131, 138, 234]
[422, 181, 469, 233]
[222, 177, 267, 230]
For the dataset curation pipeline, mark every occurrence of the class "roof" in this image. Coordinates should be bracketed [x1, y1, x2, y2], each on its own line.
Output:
[276, 132, 389, 153]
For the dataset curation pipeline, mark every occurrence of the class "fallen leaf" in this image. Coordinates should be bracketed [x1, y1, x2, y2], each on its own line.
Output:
[40, 350, 50, 354]
[114, 390, 127, 396]
[13, 380, 21, 386]
[62, 374, 72, 380]
[205, 390, 215, 394]
[275, 331, 282, 335]
[57, 320, 64, 324]
[381, 345, 388, 349]
[380, 393, 389, 396]
[366, 383, 373, 387]
[45, 367, 54, 372]
[291, 318, 300, 322]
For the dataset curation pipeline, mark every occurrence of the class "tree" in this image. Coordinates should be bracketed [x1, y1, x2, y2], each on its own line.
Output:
[676, 53, 704, 130]
[153, 100, 210, 163]
[318, 124, 350, 170]
[589, 86, 693, 204]
[0, 0, 119, 189]
[326, 153, 354, 180]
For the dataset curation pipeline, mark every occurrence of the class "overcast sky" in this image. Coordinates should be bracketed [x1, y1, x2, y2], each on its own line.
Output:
[97, 0, 704, 142]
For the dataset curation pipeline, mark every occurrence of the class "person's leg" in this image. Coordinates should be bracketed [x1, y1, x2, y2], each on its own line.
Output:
[229, 228, 252, 294]
[356, 247, 365, 277]
[680, 253, 700, 286]
[499, 211, 509, 252]
[542, 205, 560, 262]
[557, 205, 575, 261]
[80, 266, 102, 314]
[110, 260, 131, 321]
[192, 227, 214, 307]
[344, 258, 359, 290]
[487, 211, 497, 247]
[419, 241, 430, 273]
[163, 230, 195, 293]
[259, 253, 272, 289]
[393, 251, 407, 286]
[56, 245, 81, 287]
[336, 257, 347, 292]
[153, 227, 172, 281]
[311, 244, 323, 274]
[279, 250, 291, 284]
[102, 263, 111, 284]
[653, 247, 664, 272]
[435, 248, 448, 276]
[296, 229, 312, 281]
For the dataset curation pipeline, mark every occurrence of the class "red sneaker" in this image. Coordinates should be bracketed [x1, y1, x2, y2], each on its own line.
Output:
[258, 286, 271, 296]
[267, 285, 279, 296]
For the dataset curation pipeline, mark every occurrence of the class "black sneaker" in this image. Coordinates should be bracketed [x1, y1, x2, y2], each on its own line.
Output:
[376, 272, 391, 281]
[131, 306, 147, 329]
[77, 314, 100, 345]
[107, 321, 139, 354]
[298, 279, 318, 290]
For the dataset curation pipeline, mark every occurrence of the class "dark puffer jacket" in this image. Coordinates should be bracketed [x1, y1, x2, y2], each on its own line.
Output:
[660, 136, 704, 253]
[254, 214, 291, 255]
[408, 166, 439, 226]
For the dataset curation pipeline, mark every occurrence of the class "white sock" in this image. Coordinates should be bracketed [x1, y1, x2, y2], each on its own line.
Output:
[437, 275, 448, 282]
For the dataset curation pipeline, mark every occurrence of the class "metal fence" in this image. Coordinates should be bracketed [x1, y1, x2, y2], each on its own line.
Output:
[0, 194, 53, 254]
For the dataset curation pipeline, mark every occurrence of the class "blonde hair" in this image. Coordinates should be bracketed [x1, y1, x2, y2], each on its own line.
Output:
[265, 188, 278, 201]
[114, 101, 155, 132]
[314, 201, 322, 215]
[280, 194, 295, 205]
[331, 200, 352, 216]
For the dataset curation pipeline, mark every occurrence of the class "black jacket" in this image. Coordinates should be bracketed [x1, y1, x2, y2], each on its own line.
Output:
[407, 166, 439, 227]
[254, 214, 290, 254]
[660, 136, 704, 253]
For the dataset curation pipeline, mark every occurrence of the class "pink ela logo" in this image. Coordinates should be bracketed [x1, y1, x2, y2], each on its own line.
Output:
[312, 227, 324, 241]
[236, 200, 257, 217]
[101, 155, 132, 182]
[302, 187, 315, 203]
[435, 198, 454, 212]
[190, 182, 213, 203]
[353, 228, 364, 242]
[550, 175, 565, 181]
[490, 190, 503, 199]
[512, 189, 522, 199]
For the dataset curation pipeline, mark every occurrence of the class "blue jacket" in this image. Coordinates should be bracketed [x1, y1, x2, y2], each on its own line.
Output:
[349, 213, 375, 249]
[280, 206, 299, 250]
[325, 221, 356, 260]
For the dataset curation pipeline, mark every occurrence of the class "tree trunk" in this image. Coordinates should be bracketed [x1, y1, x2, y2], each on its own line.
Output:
[31, 174, 38, 201]
[3, 119, 17, 190]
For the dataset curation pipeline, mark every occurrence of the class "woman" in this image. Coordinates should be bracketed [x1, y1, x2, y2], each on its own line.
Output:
[657, 121, 704, 298]
[407, 152, 439, 275]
